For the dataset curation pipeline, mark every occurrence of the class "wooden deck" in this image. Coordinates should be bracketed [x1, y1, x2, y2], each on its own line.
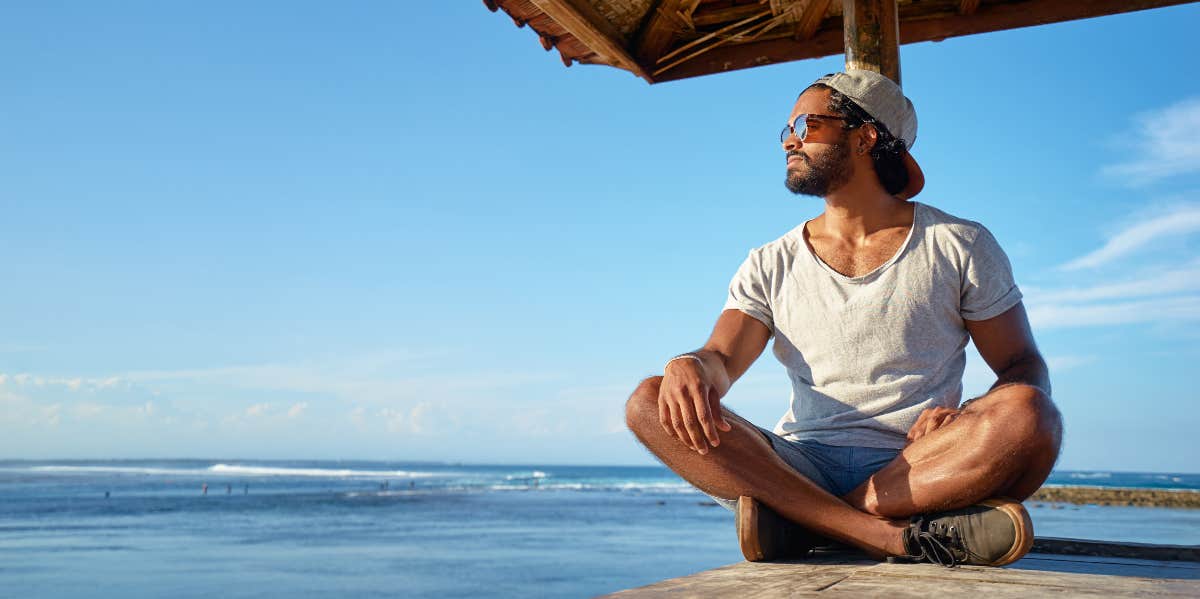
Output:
[603, 539, 1200, 597]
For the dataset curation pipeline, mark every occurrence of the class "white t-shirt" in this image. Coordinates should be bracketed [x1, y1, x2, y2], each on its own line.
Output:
[724, 202, 1022, 449]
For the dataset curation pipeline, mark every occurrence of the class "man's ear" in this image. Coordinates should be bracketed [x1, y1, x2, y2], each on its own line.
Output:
[857, 123, 879, 155]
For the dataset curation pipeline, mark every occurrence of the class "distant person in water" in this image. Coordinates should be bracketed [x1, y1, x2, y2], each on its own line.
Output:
[625, 70, 1061, 568]
[202, 483, 208, 496]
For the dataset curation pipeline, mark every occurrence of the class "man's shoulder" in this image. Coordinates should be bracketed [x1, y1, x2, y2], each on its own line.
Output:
[919, 202, 990, 248]
[745, 223, 806, 260]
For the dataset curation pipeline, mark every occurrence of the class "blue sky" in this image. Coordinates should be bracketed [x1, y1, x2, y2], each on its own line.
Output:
[1, 3, 1198, 471]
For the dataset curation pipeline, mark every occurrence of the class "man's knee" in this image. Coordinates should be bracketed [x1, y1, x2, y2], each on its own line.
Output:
[624, 376, 663, 435]
[974, 385, 1063, 456]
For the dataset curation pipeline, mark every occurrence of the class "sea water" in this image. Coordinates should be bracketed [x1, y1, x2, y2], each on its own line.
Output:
[2, 460, 1197, 598]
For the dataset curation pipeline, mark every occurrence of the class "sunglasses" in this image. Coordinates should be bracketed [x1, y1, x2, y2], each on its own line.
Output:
[780, 113, 854, 143]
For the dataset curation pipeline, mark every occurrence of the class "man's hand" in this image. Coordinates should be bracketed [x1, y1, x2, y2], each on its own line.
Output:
[906, 406, 961, 444]
[658, 356, 732, 455]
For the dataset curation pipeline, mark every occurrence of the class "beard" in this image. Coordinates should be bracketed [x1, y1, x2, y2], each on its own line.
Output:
[784, 139, 854, 197]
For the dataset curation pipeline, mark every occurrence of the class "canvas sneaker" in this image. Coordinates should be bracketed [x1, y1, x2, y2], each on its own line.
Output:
[901, 497, 1034, 567]
[736, 496, 822, 562]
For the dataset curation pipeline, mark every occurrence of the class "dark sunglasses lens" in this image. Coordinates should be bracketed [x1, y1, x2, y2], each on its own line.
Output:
[780, 116, 807, 143]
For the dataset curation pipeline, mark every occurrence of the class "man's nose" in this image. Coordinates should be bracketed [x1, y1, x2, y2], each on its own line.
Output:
[782, 133, 802, 152]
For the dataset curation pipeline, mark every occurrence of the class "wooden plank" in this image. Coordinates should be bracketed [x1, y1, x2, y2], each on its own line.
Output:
[635, 0, 695, 67]
[842, 0, 902, 84]
[603, 551, 1200, 597]
[797, 0, 834, 40]
[692, 2, 768, 27]
[653, 0, 1197, 82]
[959, 0, 981, 16]
[527, 0, 652, 81]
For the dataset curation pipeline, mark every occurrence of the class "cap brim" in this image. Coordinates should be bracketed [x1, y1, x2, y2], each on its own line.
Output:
[894, 152, 924, 201]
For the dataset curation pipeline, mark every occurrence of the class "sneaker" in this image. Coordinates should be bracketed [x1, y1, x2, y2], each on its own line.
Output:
[736, 496, 821, 562]
[901, 497, 1034, 567]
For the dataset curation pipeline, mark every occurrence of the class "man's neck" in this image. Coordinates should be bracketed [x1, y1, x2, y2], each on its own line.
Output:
[815, 180, 912, 244]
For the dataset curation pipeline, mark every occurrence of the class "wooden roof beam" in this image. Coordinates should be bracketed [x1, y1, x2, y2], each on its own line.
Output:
[528, 0, 653, 82]
[843, 0, 901, 84]
[654, 0, 1196, 83]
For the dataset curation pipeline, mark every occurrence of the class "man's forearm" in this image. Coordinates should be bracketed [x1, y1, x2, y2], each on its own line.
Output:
[988, 352, 1051, 398]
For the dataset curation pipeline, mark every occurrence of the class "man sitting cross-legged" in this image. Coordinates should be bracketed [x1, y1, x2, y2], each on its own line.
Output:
[624, 70, 1062, 567]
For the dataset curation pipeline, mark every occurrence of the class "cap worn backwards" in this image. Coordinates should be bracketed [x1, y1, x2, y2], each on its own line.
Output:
[812, 69, 924, 199]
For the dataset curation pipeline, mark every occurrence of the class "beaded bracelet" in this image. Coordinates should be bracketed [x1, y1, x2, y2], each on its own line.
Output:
[664, 353, 703, 372]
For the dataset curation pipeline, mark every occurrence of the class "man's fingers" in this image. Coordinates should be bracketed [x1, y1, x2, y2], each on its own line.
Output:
[690, 384, 720, 448]
[658, 394, 672, 436]
[708, 387, 731, 432]
[691, 393, 715, 451]
[680, 404, 707, 454]
[907, 409, 932, 441]
[670, 403, 693, 450]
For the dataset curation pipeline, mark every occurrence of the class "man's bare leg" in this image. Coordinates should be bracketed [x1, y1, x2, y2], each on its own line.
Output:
[843, 384, 1063, 518]
[625, 376, 908, 558]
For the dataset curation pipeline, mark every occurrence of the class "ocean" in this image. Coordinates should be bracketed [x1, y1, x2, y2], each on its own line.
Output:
[2, 460, 1197, 597]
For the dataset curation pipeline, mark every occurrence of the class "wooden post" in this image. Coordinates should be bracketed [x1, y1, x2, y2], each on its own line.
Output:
[842, 0, 901, 85]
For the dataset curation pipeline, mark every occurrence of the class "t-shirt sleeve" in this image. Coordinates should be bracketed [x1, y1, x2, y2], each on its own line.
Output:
[723, 249, 775, 334]
[961, 226, 1023, 321]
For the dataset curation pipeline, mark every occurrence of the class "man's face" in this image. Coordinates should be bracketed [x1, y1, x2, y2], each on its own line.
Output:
[783, 88, 854, 197]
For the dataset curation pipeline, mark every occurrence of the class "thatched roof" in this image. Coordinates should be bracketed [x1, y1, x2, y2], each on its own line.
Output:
[483, 0, 1196, 83]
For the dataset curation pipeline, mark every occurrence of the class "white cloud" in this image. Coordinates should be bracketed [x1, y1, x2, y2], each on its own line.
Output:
[245, 403, 272, 418]
[1101, 97, 1200, 184]
[380, 407, 407, 433]
[0, 372, 130, 393]
[349, 406, 368, 427]
[1029, 260, 1200, 302]
[378, 402, 438, 435]
[73, 402, 107, 418]
[287, 402, 308, 419]
[408, 402, 432, 434]
[119, 350, 559, 406]
[1028, 296, 1200, 329]
[1060, 203, 1200, 270]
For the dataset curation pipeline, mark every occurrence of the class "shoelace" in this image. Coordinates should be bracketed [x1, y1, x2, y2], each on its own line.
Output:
[908, 517, 969, 568]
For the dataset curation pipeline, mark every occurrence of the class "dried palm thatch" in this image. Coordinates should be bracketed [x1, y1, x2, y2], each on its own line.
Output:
[483, 0, 1196, 84]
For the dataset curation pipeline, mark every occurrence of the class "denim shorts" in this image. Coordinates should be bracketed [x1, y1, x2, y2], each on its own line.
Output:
[707, 421, 901, 512]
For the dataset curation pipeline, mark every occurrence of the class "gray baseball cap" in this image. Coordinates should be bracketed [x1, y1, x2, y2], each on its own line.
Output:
[814, 70, 924, 199]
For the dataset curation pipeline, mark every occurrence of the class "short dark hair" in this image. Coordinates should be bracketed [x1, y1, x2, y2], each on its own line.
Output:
[804, 83, 910, 195]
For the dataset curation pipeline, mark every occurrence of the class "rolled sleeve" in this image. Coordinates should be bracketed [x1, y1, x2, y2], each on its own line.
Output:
[724, 249, 775, 334]
[960, 227, 1023, 321]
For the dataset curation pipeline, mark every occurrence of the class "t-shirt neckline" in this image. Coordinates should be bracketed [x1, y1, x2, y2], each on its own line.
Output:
[801, 201, 922, 284]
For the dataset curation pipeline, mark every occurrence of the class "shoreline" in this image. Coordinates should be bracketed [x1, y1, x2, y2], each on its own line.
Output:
[1030, 485, 1200, 508]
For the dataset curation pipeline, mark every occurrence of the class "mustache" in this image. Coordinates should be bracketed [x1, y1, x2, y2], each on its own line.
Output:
[786, 150, 808, 163]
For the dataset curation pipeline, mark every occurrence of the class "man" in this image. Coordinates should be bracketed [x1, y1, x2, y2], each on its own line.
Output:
[624, 70, 1062, 567]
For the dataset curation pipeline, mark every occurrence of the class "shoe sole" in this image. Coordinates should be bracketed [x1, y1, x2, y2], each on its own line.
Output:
[980, 497, 1034, 566]
[736, 496, 766, 562]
